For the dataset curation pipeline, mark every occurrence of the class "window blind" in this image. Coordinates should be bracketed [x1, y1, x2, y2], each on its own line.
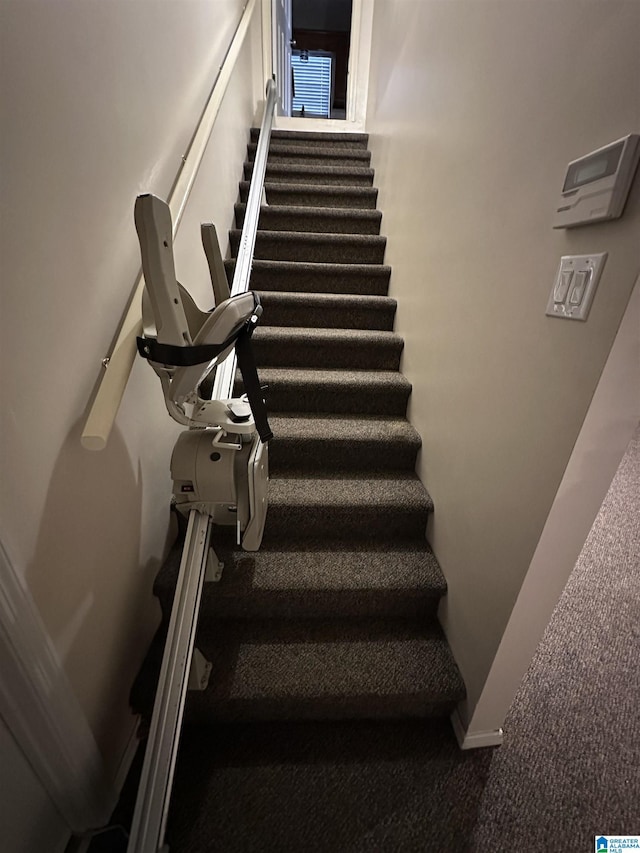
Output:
[291, 53, 332, 118]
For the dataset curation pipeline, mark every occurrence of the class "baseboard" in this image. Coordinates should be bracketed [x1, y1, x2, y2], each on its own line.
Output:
[64, 718, 142, 853]
[114, 716, 142, 795]
[451, 706, 504, 750]
[274, 116, 366, 133]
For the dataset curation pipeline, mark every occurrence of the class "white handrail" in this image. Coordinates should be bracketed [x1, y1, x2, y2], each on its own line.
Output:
[212, 76, 277, 402]
[81, 0, 257, 451]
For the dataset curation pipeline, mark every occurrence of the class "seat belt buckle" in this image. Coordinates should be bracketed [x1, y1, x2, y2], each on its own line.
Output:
[227, 402, 252, 423]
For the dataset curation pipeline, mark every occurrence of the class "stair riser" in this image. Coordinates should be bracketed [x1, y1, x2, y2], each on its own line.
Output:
[230, 232, 386, 265]
[241, 183, 378, 210]
[253, 338, 402, 371]
[157, 585, 438, 627]
[184, 696, 458, 724]
[262, 506, 429, 543]
[235, 204, 382, 235]
[226, 261, 391, 296]
[268, 438, 419, 473]
[254, 273, 390, 295]
[245, 164, 374, 186]
[248, 146, 371, 168]
[266, 189, 378, 210]
[199, 591, 440, 622]
[264, 153, 371, 168]
[259, 298, 396, 330]
[236, 380, 410, 416]
[251, 129, 369, 149]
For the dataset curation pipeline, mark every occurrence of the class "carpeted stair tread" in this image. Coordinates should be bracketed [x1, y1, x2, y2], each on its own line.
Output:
[230, 229, 386, 264]
[154, 527, 447, 620]
[235, 203, 382, 235]
[258, 291, 396, 330]
[261, 472, 432, 541]
[240, 181, 379, 209]
[248, 142, 371, 167]
[267, 413, 420, 473]
[252, 326, 403, 370]
[211, 543, 445, 608]
[268, 471, 432, 512]
[236, 367, 412, 415]
[251, 128, 369, 148]
[186, 617, 465, 721]
[245, 161, 375, 186]
[227, 259, 392, 295]
[154, 535, 445, 621]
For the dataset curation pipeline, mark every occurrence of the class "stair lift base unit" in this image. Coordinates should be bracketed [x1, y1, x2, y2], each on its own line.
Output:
[171, 426, 269, 551]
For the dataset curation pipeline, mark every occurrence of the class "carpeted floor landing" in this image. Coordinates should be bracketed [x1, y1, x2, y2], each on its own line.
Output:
[167, 719, 492, 853]
[472, 427, 640, 851]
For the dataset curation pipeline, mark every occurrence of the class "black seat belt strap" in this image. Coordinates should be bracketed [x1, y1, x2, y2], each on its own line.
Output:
[235, 325, 273, 444]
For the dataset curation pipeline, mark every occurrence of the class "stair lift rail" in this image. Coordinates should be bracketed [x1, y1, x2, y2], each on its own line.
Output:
[213, 77, 277, 401]
[127, 79, 276, 853]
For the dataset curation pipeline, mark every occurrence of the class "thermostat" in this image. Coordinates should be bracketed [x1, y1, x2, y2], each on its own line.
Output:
[553, 134, 640, 228]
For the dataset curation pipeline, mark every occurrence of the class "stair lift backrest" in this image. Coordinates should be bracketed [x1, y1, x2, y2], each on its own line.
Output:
[135, 194, 190, 349]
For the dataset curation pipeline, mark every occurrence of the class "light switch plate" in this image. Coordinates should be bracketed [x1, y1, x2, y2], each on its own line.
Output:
[546, 253, 607, 321]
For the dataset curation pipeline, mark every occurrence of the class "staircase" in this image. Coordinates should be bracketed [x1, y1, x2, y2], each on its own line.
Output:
[146, 129, 471, 848]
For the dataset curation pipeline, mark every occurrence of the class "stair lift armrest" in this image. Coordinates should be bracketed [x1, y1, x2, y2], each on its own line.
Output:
[201, 222, 231, 307]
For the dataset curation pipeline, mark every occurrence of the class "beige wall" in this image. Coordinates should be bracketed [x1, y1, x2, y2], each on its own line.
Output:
[366, 0, 640, 720]
[470, 277, 640, 735]
[0, 716, 68, 853]
[0, 0, 262, 775]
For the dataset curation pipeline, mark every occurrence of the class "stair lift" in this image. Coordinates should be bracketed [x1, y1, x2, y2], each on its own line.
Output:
[134, 192, 272, 552]
[126, 194, 271, 853]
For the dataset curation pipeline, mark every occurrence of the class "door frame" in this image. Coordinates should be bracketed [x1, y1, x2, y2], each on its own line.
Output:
[263, 0, 374, 131]
[271, 0, 292, 116]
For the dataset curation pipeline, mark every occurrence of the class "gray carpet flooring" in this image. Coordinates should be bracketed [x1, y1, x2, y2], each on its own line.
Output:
[473, 427, 640, 852]
[145, 129, 465, 726]
[129, 128, 477, 852]
[166, 719, 492, 853]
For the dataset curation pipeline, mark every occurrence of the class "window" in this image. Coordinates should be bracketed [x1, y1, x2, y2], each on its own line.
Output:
[291, 52, 333, 118]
